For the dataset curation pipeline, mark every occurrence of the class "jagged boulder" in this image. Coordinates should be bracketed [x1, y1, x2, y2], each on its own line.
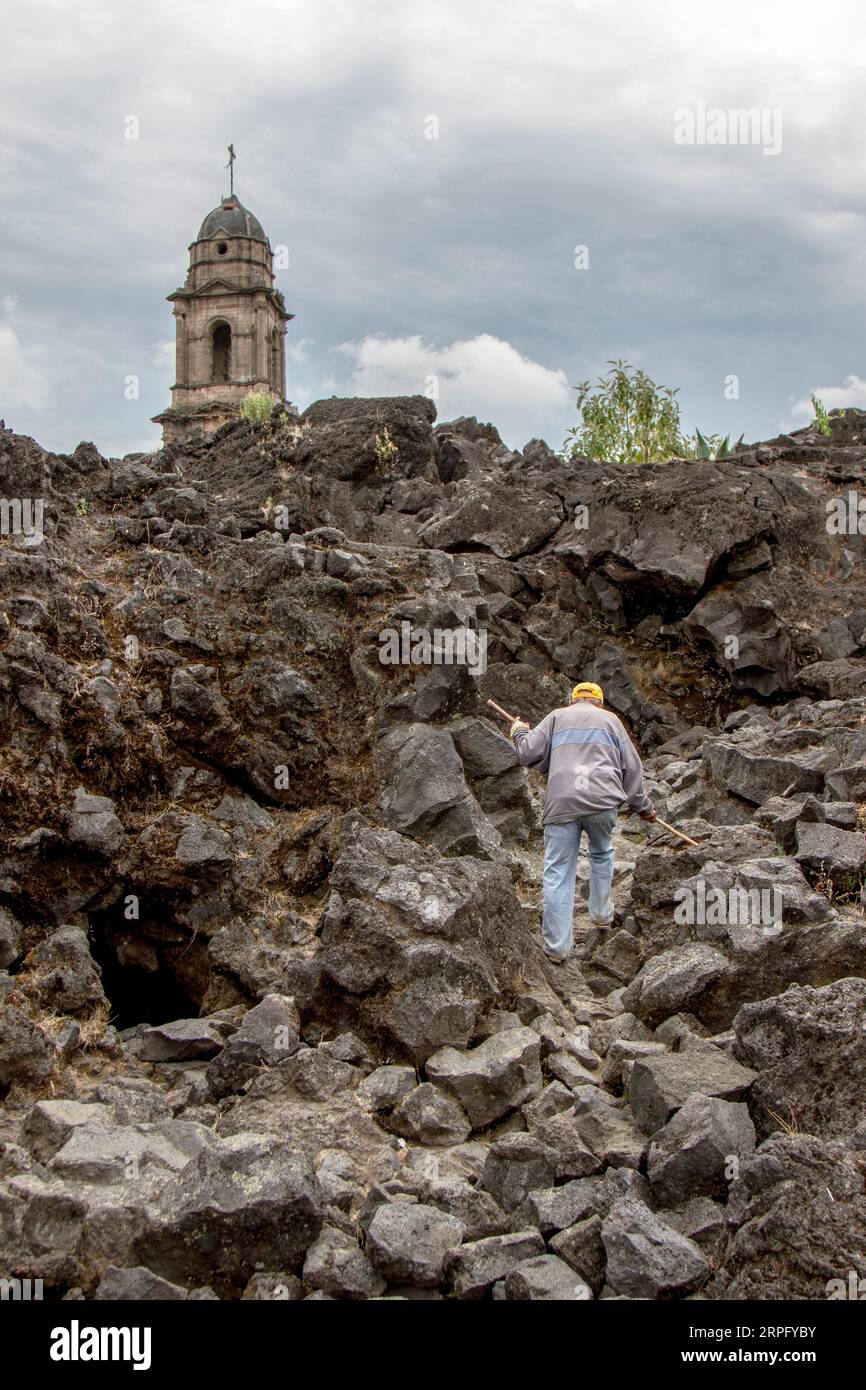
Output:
[134, 1135, 324, 1293]
[526, 1111, 604, 1181]
[504, 1253, 593, 1300]
[421, 1179, 510, 1241]
[391, 1083, 472, 1146]
[296, 395, 438, 484]
[419, 478, 563, 559]
[365, 1202, 464, 1288]
[426, 1028, 543, 1128]
[23, 1100, 113, 1162]
[449, 717, 536, 842]
[206, 995, 301, 1098]
[733, 978, 866, 1141]
[601, 1197, 710, 1298]
[647, 1093, 756, 1206]
[23, 925, 107, 1016]
[549, 1213, 606, 1294]
[622, 944, 731, 1028]
[357, 1065, 417, 1112]
[303, 1226, 386, 1300]
[571, 1087, 647, 1170]
[64, 787, 126, 857]
[798, 657, 866, 698]
[479, 1133, 556, 1212]
[713, 1134, 866, 1300]
[622, 853, 865, 1031]
[512, 1179, 599, 1235]
[703, 737, 836, 805]
[682, 594, 796, 697]
[794, 821, 866, 879]
[0, 908, 22, 969]
[0, 1006, 55, 1086]
[376, 723, 501, 857]
[47, 1118, 213, 1185]
[207, 908, 315, 1000]
[315, 818, 529, 1063]
[754, 793, 857, 852]
[628, 1048, 756, 1136]
[133, 1017, 228, 1062]
[447, 1230, 546, 1299]
[93, 1265, 208, 1300]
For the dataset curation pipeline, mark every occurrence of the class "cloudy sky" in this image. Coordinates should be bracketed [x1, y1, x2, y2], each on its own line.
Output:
[2, 0, 866, 457]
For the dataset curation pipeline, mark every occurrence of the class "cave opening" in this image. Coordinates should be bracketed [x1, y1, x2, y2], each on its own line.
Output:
[88, 902, 207, 1031]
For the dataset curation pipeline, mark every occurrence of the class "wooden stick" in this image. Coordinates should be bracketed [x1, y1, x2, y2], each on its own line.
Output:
[654, 817, 701, 848]
[486, 698, 520, 725]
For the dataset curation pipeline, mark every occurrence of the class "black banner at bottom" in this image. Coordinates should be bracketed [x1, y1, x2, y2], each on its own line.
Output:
[5, 1295, 859, 1377]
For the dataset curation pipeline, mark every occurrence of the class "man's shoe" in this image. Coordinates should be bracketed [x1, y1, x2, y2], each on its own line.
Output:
[589, 915, 614, 928]
[543, 945, 571, 963]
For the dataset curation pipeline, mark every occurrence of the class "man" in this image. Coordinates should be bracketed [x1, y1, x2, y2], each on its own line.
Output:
[510, 682, 656, 963]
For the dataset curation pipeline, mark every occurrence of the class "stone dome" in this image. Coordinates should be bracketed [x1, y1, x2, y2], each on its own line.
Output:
[196, 196, 268, 244]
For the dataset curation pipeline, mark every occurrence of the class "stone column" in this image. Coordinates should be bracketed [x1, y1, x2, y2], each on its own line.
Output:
[174, 311, 188, 386]
[256, 306, 265, 383]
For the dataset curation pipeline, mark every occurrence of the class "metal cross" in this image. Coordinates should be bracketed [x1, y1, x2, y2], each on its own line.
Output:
[226, 143, 236, 196]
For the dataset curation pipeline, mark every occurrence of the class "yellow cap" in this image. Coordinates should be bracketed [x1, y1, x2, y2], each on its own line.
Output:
[571, 682, 604, 703]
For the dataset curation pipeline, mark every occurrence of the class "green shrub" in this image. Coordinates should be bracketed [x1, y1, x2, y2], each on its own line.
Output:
[562, 359, 688, 465]
[373, 426, 399, 469]
[809, 393, 841, 439]
[240, 390, 274, 425]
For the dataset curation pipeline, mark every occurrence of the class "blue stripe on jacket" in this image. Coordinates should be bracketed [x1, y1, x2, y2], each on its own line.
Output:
[551, 728, 623, 753]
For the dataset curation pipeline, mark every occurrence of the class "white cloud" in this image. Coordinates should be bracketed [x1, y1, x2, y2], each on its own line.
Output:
[337, 333, 572, 448]
[286, 337, 313, 363]
[0, 322, 52, 413]
[791, 375, 866, 418]
[4, 0, 866, 451]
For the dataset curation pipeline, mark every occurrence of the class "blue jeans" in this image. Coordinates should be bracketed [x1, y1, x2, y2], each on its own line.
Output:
[542, 810, 618, 955]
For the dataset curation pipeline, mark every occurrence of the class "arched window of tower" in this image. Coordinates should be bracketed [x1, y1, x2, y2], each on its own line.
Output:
[212, 322, 232, 383]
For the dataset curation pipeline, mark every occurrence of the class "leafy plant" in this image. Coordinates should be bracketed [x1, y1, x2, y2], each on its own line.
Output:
[690, 429, 745, 460]
[240, 390, 274, 425]
[562, 360, 688, 466]
[809, 393, 842, 439]
[74, 497, 89, 517]
[373, 426, 399, 469]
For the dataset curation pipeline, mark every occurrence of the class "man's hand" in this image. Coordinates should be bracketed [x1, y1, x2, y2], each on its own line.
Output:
[639, 806, 657, 822]
[510, 718, 530, 738]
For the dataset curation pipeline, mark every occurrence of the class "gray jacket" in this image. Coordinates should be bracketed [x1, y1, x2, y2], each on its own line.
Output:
[513, 702, 653, 824]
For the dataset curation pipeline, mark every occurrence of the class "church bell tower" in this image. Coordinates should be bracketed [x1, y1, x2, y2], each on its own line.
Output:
[154, 162, 292, 445]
